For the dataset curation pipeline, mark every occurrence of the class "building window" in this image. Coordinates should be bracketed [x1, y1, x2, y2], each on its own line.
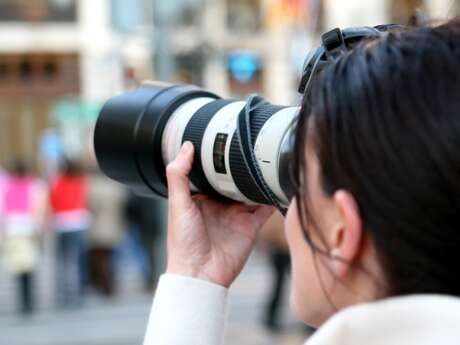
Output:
[0, 0, 77, 22]
[0, 62, 8, 80]
[19, 60, 32, 81]
[0, 53, 80, 97]
[174, 51, 205, 86]
[226, 0, 262, 33]
[177, 3, 203, 27]
[390, 0, 424, 24]
[152, 1, 205, 28]
[43, 60, 58, 80]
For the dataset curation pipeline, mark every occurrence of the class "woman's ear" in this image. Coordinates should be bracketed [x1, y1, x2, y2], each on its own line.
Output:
[328, 190, 363, 278]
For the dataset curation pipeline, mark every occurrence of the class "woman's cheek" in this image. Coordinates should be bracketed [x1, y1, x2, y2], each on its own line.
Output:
[284, 199, 328, 327]
[285, 201, 308, 316]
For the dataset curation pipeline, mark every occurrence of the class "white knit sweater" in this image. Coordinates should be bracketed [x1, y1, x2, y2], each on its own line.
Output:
[144, 274, 460, 345]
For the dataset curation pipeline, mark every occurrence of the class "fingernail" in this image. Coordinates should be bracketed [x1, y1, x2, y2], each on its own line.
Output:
[183, 141, 193, 152]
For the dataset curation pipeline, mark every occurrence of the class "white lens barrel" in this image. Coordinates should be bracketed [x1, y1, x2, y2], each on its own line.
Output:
[254, 107, 299, 205]
[200, 101, 252, 203]
[161, 97, 298, 206]
[161, 97, 215, 192]
[162, 97, 215, 166]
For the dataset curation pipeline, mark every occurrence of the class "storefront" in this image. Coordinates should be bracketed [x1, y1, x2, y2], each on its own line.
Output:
[0, 53, 80, 170]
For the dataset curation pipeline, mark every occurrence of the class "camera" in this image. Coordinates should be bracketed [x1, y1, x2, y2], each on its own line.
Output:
[94, 81, 297, 208]
[94, 26, 393, 209]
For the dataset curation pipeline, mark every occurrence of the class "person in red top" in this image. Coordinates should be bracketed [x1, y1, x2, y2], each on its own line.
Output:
[49, 159, 90, 308]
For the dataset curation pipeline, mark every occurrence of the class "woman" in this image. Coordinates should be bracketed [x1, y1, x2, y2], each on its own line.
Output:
[88, 170, 126, 296]
[144, 20, 460, 344]
[50, 159, 90, 307]
[1, 160, 46, 314]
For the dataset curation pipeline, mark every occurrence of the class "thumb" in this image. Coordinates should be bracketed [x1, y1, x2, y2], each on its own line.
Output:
[166, 141, 195, 209]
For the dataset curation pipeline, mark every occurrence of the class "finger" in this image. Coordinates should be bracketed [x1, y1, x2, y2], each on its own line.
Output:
[166, 141, 194, 209]
[192, 194, 211, 203]
[244, 205, 260, 213]
[253, 205, 276, 228]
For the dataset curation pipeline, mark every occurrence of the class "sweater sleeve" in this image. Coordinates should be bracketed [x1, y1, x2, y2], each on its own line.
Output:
[143, 273, 229, 345]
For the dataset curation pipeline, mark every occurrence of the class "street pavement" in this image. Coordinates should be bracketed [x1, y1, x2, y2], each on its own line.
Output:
[0, 236, 309, 345]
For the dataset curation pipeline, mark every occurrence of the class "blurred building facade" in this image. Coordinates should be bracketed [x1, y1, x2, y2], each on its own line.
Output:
[0, 0, 152, 170]
[0, 0, 457, 169]
[151, 0, 458, 103]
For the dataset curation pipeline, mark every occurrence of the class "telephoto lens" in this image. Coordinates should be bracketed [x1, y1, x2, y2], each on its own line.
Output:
[94, 81, 298, 209]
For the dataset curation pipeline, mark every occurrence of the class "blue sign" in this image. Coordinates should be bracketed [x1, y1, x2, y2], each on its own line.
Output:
[39, 129, 63, 162]
[228, 52, 261, 83]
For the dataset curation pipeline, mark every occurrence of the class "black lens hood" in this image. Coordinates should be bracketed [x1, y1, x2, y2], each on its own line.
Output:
[94, 81, 219, 198]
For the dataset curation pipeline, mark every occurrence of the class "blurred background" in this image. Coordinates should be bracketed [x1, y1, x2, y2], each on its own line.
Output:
[0, 1, 458, 345]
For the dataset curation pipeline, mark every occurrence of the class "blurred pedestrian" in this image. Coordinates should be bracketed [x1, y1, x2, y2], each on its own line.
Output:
[38, 128, 63, 182]
[0, 159, 46, 315]
[124, 193, 166, 291]
[139, 197, 167, 291]
[88, 171, 126, 296]
[0, 165, 6, 222]
[259, 212, 291, 331]
[0, 164, 6, 184]
[49, 159, 90, 308]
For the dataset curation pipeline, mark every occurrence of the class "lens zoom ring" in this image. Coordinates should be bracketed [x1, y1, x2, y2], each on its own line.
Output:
[182, 100, 234, 196]
[229, 104, 284, 204]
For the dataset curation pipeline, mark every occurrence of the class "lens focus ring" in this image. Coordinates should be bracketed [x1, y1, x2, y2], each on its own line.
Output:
[229, 104, 285, 204]
[182, 100, 234, 196]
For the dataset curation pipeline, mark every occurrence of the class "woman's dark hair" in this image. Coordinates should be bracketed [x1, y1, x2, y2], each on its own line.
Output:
[60, 158, 83, 176]
[9, 158, 30, 177]
[293, 19, 460, 297]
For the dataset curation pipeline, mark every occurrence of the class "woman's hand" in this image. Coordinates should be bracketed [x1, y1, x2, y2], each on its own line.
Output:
[166, 142, 275, 288]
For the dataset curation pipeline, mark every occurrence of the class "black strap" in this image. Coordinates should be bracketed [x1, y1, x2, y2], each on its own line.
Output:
[236, 95, 287, 214]
[298, 25, 403, 95]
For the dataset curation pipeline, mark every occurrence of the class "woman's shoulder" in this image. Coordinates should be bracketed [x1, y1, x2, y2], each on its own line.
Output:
[306, 294, 460, 345]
